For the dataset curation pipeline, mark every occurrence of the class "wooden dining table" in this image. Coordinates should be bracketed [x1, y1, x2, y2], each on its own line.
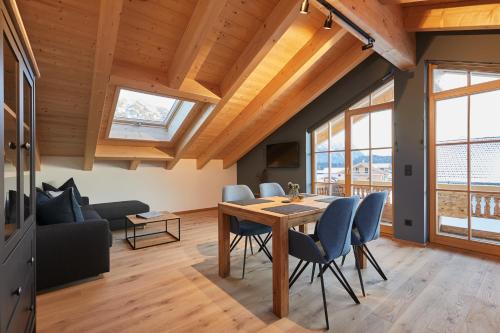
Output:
[218, 194, 353, 318]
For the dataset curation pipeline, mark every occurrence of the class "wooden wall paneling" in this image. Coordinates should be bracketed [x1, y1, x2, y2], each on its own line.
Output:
[223, 40, 374, 168]
[318, 0, 416, 70]
[167, 0, 227, 89]
[196, 26, 348, 168]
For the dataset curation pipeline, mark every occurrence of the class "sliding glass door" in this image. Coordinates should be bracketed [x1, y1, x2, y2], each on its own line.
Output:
[429, 64, 500, 255]
[312, 80, 394, 233]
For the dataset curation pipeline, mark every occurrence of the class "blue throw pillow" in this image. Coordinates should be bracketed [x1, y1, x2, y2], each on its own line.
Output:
[42, 178, 84, 206]
[37, 188, 84, 226]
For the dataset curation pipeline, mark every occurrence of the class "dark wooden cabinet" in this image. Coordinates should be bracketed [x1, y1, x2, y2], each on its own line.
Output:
[0, 1, 37, 332]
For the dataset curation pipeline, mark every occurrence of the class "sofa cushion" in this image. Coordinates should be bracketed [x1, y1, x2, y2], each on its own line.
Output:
[37, 188, 84, 225]
[90, 200, 149, 221]
[81, 205, 102, 220]
[42, 178, 85, 205]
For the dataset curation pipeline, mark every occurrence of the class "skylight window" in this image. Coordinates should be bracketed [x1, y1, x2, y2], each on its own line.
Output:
[109, 88, 197, 142]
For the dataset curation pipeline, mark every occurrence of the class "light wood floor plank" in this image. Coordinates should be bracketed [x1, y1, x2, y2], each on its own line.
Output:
[36, 210, 500, 332]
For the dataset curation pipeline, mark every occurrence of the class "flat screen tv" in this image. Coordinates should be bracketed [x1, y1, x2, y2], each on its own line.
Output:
[266, 142, 299, 168]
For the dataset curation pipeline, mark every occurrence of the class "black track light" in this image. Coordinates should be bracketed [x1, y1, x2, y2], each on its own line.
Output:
[300, 0, 309, 14]
[362, 39, 374, 51]
[323, 11, 333, 30]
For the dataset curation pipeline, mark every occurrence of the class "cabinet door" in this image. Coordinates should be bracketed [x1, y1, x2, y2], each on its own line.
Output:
[21, 69, 34, 228]
[1, 21, 23, 258]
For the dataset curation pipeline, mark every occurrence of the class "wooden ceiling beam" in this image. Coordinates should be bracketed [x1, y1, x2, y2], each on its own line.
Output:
[196, 26, 348, 169]
[129, 159, 140, 170]
[167, 0, 227, 89]
[403, 1, 500, 31]
[222, 41, 373, 168]
[219, 0, 302, 98]
[82, 0, 123, 170]
[111, 61, 221, 104]
[95, 145, 173, 161]
[318, 0, 416, 70]
[166, 104, 216, 170]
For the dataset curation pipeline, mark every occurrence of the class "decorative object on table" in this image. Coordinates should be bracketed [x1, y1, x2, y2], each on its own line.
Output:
[136, 211, 162, 219]
[287, 182, 302, 202]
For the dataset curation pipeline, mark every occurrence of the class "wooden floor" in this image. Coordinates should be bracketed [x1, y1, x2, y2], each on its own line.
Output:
[37, 210, 500, 333]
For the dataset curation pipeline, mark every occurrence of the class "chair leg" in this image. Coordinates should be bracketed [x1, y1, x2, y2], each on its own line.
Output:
[310, 263, 316, 284]
[327, 262, 360, 304]
[230, 235, 243, 252]
[255, 235, 273, 262]
[361, 244, 387, 280]
[249, 236, 254, 255]
[257, 232, 272, 253]
[242, 237, 248, 279]
[319, 264, 330, 330]
[289, 261, 310, 289]
[341, 255, 346, 266]
[353, 246, 365, 297]
[289, 260, 303, 284]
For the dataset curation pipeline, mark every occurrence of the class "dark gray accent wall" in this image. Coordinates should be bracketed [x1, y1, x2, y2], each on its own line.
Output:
[237, 54, 393, 192]
[237, 31, 500, 244]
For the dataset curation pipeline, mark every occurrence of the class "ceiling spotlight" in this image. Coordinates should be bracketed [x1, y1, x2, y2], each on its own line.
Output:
[300, 0, 309, 14]
[323, 11, 333, 30]
[362, 39, 374, 51]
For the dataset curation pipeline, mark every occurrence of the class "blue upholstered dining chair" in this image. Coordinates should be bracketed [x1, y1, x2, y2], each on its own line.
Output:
[222, 185, 273, 279]
[288, 196, 361, 330]
[341, 191, 388, 296]
[259, 182, 286, 197]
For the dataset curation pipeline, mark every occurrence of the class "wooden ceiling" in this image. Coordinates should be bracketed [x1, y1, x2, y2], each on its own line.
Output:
[17, 0, 500, 170]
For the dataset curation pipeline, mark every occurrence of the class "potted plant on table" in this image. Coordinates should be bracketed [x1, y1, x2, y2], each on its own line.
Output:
[287, 182, 303, 202]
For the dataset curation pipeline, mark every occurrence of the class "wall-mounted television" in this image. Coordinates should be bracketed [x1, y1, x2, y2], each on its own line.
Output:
[266, 142, 299, 168]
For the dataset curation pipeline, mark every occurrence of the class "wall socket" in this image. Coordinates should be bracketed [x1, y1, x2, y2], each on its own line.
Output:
[404, 219, 413, 226]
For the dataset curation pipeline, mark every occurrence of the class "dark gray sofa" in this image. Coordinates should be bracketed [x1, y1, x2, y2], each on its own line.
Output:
[36, 198, 149, 291]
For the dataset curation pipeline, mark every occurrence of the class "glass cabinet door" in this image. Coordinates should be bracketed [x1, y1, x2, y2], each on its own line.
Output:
[3, 31, 20, 243]
[22, 71, 34, 226]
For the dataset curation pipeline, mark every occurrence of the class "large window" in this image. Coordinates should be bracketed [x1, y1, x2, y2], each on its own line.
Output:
[429, 64, 500, 254]
[312, 80, 394, 229]
[108, 88, 196, 141]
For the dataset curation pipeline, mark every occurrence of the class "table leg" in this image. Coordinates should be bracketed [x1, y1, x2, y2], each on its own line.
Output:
[354, 245, 367, 269]
[218, 210, 231, 277]
[298, 224, 306, 233]
[272, 220, 289, 317]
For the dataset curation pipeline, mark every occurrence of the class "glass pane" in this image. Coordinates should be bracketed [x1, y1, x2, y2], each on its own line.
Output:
[433, 69, 468, 92]
[471, 192, 500, 245]
[371, 187, 393, 225]
[351, 114, 369, 149]
[351, 185, 371, 199]
[370, 109, 392, 148]
[436, 191, 468, 239]
[314, 124, 328, 152]
[330, 152, 345, 196]
[4, 34, 19, 241]
[470, 72, 500, 85]
[329, 113, 345, 151]
[315, 152, 329, 183]
[470, 142, 500, 192]
[114, 89, 180, 124]
[349, 96, 369, 110]
[470, 90, 500, 141]
[351, 150, 370, 185]
[435, 97, 468, 143]
[371, 149, 392, 187]
[436, 145, 467, 191]
[23, 75, 32, 221]
[371, 80, 394, 105]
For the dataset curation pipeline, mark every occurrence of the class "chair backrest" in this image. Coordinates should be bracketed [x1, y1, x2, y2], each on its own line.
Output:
[222, 185, 255, 234]
[222, 185, 255, 202]
[353, 191, 387, 243]
[317, 196, 360, 260]
[259, 182, 286, 197]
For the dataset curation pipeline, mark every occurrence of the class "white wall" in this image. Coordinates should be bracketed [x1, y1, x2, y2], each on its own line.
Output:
[37, 157, 237, 212]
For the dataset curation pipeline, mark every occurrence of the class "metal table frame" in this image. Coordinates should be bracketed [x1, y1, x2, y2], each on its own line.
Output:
[125, 215, 181, 250]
